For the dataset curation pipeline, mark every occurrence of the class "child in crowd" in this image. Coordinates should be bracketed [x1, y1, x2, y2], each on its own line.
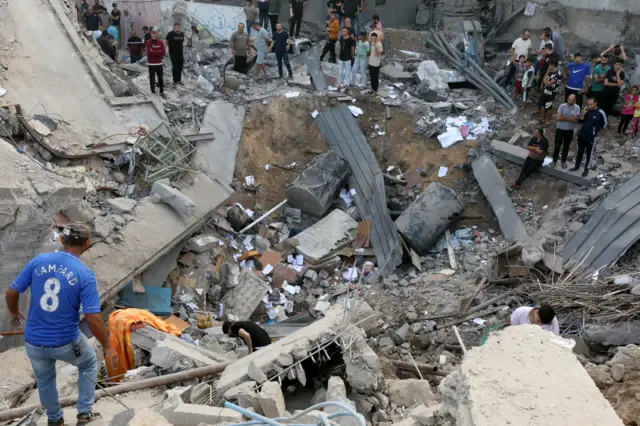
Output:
[521, 57, 535, 104]
[619, 85, 639, 136]
[632, 88, 640, 137]
[514, 54, 528, 100]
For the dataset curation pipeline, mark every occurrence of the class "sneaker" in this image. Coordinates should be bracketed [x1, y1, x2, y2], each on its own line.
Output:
[76, 412, 101, 425]
[581, 170, 589, 177]
[560, 162, 567, 169]
[569, 166, 579, 172]
[550, 161, 557, 168]
[48, 418, 64, 426]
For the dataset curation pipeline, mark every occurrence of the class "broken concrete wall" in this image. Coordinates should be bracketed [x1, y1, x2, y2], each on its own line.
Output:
[0, 140, 88, 351]
[439, 325, 624, 425]
[506, 0, 640, 45]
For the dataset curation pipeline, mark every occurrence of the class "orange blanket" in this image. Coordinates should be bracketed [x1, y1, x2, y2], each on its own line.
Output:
[106, 308, 182, 381]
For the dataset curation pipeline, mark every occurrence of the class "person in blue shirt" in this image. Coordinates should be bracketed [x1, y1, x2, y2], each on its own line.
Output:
[564, 52, 591, 109]
[5, 222, 117, 426]
[268, 22, 292, 81]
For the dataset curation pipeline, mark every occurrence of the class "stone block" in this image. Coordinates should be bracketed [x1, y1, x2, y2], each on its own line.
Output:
[150, 181, 197, 217]
[386, 379, 434, 407]
[165, 403, 243, 425]
[186, 234, 220, 252]
[258, 381, 287, 418]
[106, 197, 137, 214]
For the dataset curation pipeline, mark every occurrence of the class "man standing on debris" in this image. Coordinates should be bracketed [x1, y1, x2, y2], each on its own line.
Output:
[552, 94, 580, 169]
[601, 57, 625, 119]
[252, 22, 271, 79]
[564, 52, 591, 109]
[351, 30, 370, 87]
[337, 27, 354, 89]
[110, 2, 121, 47]
[341, 0, 360, 37]
[509, 29, 531, 82]
[368, 31, 383, 93]
[320, 12, 339, 63]
[245, 0, 258, 36]
[146, 29, 166, 97]
[5, 222, 118, 426]
[570, 97, 607, 177]
[127, 29, 144, 64]
[588, 55, 611, 108]
[166, 23, 186, 86]
[511, 127, 549, 188]
[289, 0, 306, 40]
[231, 23, 251, 74]
[511, 305, 559, 335]
[223, 321, 271, 353]
[257, 0, 270, 33]
[269, 22, 293, 81]
[538, 58, 563, 125]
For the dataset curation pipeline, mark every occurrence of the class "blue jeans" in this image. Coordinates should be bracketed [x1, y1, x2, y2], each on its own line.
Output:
[26, 334, 98, 422]
[338, 59, 352, 86]
[351, 57, 368, 85]
[276, 51, 292, 77]
[246, 19, 253, 35]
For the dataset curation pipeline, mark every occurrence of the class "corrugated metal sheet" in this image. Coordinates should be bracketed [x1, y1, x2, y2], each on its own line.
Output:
[304, 48, 328, 91]
[562, 173, 640, 273]
[315, 105, 402, 275]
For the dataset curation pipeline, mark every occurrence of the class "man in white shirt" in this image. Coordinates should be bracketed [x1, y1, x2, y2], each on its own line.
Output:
[509, 30, 531, 83]
[511, 30, 531, 61]
[511, 305, 559, 335]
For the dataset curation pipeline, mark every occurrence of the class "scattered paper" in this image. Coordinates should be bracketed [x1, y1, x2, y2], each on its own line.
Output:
[437, 130, 464, 149]
[386, 166, 395, 172]
[265, 164, 270, 170]
[283, 284, 298, 294]
[295, 255, 304, 266]
[439, 355, 447, 364]
[438, 166, 448, 177]
[245, 175, 255, 186]
[263, 264, 274, 275]
[348, 106, 364, 117]
[285, 91, 300, 98]
[0, 87, 6, 97]
[543, 157, 553, 167]
[339, 188, 353, 207]
[473, 318, 486, 326]
[437, 268, 457, 276]
[311, 110, 319, 118]
[349, 188, 356, 196]
[343, 267, 358, 281]
[542, 205, 548, 210]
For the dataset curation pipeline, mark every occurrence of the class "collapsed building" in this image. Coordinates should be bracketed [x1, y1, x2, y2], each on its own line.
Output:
[1, 0, 640, 424]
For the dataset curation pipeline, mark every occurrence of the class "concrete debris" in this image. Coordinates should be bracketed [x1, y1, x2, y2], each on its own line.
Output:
[295, 209, 358, 263]
[164, 402, 243, 425]
[381, 65, 413, 81]
[151, 181, 197, 217]
[386, 379, 435, 408]
[440, 325, 624, 425]
[186, 234, 220, 253]
[325, 376, 359, 426]
[105, 197, 137, 214]
[258, 381, 287, 418]
[395, 183, 464, 255]
[219, 270, 270, 320]
[341, 330, 383, 393]
[223, 381, 261, 412]
[286, 151, 351, 217]
[415, 60, 449, 91]
[109, 408, 173, 426]
[131, 325, 226, 370]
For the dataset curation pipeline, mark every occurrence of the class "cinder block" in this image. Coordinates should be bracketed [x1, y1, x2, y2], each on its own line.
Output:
[165, 403, 243, 426]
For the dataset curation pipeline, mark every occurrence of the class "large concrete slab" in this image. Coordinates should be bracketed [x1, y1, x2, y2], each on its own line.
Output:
[1, 0, 125, 135]
[471, 156, 528, 245]
[86, 175, 233, 305]
[194, 100, 246, 186]
[304, 47, 328, 91]
[440, 325, 624, 425]
[315, 105, 402, 274]
[491, 140, 590, 186]
[295, 210, 358, 264]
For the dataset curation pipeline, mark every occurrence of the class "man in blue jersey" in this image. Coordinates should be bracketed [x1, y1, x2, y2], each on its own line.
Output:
[5, 222, 117, 426]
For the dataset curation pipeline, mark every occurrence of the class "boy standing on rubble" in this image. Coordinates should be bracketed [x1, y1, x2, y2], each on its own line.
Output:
[538, 58, 563, 125]
[146, 29, 166, 97]
[511, 305, 559, 335]
[337, 27, 355, 89]
[5, 222, 117, 426]
[368, 32, 383, 93]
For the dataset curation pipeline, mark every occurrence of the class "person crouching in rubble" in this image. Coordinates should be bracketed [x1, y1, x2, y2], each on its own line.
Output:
[5, 222, 117, 426]
[511, 305, 559, 335]
[511, 127, 549, 189]
[223, 321, 272, 353]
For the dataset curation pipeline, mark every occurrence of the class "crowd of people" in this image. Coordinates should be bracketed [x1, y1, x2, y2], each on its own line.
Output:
[508, 27, 635, 187]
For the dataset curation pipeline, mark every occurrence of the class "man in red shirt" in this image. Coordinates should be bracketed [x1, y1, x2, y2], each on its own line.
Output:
[145, 29, 166, 97]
